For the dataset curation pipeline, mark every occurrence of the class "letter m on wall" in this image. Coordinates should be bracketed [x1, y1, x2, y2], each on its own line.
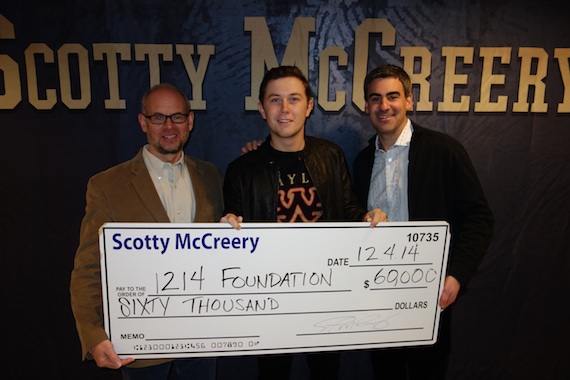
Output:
[244, 17, 315, 110]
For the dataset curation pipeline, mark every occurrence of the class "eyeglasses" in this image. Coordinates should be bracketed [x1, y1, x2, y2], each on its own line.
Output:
[142, 113, 189, 125]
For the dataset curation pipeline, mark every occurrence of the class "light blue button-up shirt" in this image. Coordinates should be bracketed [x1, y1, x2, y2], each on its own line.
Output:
[367, 120, 413, 222]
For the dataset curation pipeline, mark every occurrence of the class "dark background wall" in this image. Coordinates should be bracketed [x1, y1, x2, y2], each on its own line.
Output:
[1, 1, 569, 379]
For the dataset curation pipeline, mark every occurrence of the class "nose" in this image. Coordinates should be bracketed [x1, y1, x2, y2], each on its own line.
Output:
[379, 97, 390, 110]
[280, 100, 290, 112]
[163, 116, 175, 127]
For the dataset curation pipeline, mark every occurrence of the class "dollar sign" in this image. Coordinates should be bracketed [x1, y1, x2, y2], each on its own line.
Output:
[363, 280, 369, 289]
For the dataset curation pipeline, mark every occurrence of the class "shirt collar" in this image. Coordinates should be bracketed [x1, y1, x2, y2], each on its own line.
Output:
[375, 118, 413, 151]
[142, 145, 185, 175]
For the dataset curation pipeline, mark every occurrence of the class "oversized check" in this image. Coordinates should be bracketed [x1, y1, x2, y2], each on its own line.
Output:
[99, 221, 450, 359]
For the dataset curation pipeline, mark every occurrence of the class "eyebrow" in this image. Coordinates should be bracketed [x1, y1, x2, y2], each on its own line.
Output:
[267, 92, 303, 98]
[369, 91, 401, 98]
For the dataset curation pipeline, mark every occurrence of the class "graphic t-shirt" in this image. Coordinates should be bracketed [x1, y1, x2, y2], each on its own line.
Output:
[271, 149, 323, 222]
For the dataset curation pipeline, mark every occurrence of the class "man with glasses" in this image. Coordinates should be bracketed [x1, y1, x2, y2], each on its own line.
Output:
[70, 83, 223, 380]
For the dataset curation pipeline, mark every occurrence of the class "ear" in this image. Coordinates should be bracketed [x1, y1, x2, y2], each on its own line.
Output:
[138, 113, 148, 133]
[306, 97, 314, 117]
[405, 93, 413, 111]
[187, 111, 195, 132]
[258, 102, 267, 120]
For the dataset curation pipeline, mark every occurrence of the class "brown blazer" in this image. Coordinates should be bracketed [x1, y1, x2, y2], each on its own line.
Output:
[70, 149, 223, 368]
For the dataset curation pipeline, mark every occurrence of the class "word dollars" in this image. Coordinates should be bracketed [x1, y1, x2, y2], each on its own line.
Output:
[111, 232, 260, 254]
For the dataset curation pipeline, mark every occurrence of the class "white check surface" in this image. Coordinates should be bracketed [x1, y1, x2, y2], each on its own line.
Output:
[99, 221, 450, 359]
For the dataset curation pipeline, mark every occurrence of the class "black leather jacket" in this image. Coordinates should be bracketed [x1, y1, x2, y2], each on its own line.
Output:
[223, 135, 366, 222]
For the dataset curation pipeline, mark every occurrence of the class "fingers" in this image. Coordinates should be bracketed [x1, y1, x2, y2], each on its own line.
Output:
[120, 357, 136, 367]
[229, 215, 243, 230]
[364, 208, 388, 227]
[438, 276, 460, 309]
[91, 340, 124, 369]
[220, 213, 243, 230]
[439, 292, 454, 309]
[240, 140, 264, 155]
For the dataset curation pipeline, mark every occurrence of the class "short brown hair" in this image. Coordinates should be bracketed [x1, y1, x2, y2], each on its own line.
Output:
[364, 64, 412, 100]
[259, 66, 313, 102]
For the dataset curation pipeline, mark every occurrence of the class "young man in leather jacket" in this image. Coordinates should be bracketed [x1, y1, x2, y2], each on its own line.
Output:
[221, 66, 387, 379]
